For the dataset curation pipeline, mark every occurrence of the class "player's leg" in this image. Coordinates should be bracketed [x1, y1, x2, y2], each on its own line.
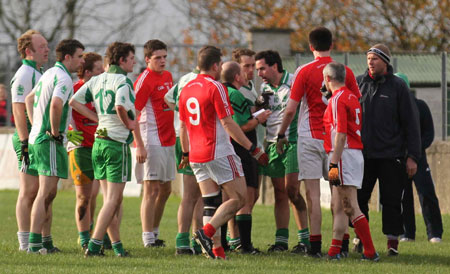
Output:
[176, 174, 201, 254]
[269, 177, 290, 251]
[16, 172, 39, 251]
[153, 181, 172, 243]
[191, 196, 204, 254]
[90, 179, 100, 230]
[141, 180, 160, 247]
[401, 178, 416, 241]
[304, 178, 322, 256]
[28, 175, 58, 253]
[326, 186, 346, 259]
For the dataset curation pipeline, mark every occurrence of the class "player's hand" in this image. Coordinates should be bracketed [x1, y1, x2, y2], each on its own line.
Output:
[178, 153, 190, 169]
[46, 131, 63, 144]
[20, 139, 30, 165]
[328, 163, 341, 186]
[67, 130, 84, 146]
[96, 128, 108, 137]
[127, 119, 136, 131]
[255, 109, 272, 124]
[249, 145, 268, 166]
[406, 157, 417, 178]
[136, 145, 147, 164]
[276, 135, 289, 155]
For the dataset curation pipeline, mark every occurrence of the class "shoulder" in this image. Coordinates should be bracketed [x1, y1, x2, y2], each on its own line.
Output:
[162, 70, 172, 79]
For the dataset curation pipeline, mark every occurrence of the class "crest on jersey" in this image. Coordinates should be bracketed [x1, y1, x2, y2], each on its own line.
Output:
[17, 84, 24, 95]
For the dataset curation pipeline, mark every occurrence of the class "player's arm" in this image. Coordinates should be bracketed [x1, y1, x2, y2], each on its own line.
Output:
[49, 97, 63, 136]
[116, 105, 135, 131]
[330, 132, 346, 164]
[131, 109, 146, 163]
[24, 90, 35, 125]
[178, 120, 190, 169]
[164, 83, 178, 111]
[240, 109, 271, 132]
[277, 98, 299, 136]
[69, 100, 98, 122]
[12, 103, 29, 140]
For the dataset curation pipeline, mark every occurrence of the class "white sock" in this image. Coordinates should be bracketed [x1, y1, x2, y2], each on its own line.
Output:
[17, 231, 30, 251]
[142, 232, 155, 247]
[153, 227, 159, 239]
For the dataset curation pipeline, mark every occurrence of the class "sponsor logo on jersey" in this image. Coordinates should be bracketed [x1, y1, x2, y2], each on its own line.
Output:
[17, 84, 25, 95]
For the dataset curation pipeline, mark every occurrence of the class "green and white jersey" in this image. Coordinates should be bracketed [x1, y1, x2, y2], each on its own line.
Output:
[239, 80, 258, 103]
[164, 69, 199, 137]
[260, 70, 298, 143]
[10, 60, 43, 131]
[72, 65, 135, 144]
[29, 62, 74, 145]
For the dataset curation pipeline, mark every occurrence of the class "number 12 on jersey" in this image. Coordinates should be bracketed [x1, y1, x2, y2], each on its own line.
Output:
[186, 97, 200, 125]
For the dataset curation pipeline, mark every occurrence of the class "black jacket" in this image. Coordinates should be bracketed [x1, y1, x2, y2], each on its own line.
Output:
[357, 66, 421, 162]
[415, 98, 434, 152]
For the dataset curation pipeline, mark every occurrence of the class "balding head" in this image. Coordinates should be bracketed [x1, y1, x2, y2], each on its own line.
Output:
[221, 61, 242, 84]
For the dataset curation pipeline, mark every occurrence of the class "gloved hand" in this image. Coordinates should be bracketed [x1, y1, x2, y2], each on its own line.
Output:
[178, 152, 190, 169]
[328, 163, 341, 186]
[20, 139, 30, 165]
[249, 144, 268, 166]
[67, 130, 84, 146]
[96, 128, 108, 137]
[276, 134, 289, 154]
[46, 131, 64, 144]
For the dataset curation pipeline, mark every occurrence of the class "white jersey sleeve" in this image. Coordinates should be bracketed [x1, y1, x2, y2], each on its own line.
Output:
[53, 76, 73, 103]
[11, 65, 41, 103]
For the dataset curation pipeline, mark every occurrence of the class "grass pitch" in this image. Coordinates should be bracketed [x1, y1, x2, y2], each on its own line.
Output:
[1, 189, 449, 273]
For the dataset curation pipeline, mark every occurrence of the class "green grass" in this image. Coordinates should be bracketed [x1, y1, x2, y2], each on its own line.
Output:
[1, 189, 449, 273]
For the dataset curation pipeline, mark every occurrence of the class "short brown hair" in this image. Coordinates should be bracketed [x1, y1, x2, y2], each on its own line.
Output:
[197, 45, 222, 71]
[221, 61, 241, 84]
[55, 39, 85, 62]
[17, 30, 41, 59]
[77, 52, 102, 79]
[232, 48, 255, 63]
[106, 42, 135, 66]
[144, 39, 167, 59]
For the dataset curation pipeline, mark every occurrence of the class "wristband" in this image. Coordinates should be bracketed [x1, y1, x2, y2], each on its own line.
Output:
[248, 143, 256, 153]
[277, 133, 285, 140]
[182, 152, 189, 157]
[255, 117, 260, 124]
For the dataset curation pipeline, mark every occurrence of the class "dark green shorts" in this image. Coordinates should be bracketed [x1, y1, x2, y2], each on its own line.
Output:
[261, 142, 298, 178]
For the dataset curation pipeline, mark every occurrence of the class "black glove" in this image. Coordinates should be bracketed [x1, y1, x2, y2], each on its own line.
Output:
[20, 139, 30, 165]
[46, 131, 64, 144]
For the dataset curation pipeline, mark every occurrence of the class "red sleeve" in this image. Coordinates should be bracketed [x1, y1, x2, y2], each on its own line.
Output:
[134, 74, 151, 111]
[212, 82, 234, 119]
[336, 98, 348, 134]
[345, 67, 361, 98]
[290, 66, 307, 102]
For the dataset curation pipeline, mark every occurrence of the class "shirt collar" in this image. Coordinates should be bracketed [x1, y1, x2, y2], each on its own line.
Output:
[55, 61, 71, 76]
[22, 59, 43, 73]
[108, 65, 127, 75]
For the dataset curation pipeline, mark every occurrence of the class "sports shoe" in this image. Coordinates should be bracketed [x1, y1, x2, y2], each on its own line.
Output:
[399, 237, 415, 242]
[430, 237, 442, 243]
[193, 229, 215, 259]
[47, 247, 61, 254]
[306, 251, 322, 258]
[291, 243, 309, 254]
[362, 252, 380, 262]
[340, 250, 349, 258]
[175, 248, 194, 255]
[241, 244, 261, 255]
[325, 253, 341, 261]
[229, 243, 241, 252]
[267, 244, 288, 252]
[117, 250, 130, 257]
[352, 238, 363, 253]
[84, 249, 105, 258]
[27, 247, 47, 255]
[387, 247, 398, 256]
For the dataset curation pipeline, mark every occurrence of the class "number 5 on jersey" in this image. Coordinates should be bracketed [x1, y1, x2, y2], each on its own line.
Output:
[186, 97, 200, 125]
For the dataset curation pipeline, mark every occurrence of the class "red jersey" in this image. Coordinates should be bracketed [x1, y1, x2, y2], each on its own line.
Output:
[323, 87, 363, 153]
[178, 74, 235, 163]
[70, 79, 97, 148]
[134, 68, 175, 146]
[290, 56, 360, 140]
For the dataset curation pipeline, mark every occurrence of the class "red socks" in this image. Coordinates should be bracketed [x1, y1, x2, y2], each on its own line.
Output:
[213, 246, 226, 259]
[327, 239, 342, 257]
[352, 214, 376, 257]
[203, 223, 216, 238]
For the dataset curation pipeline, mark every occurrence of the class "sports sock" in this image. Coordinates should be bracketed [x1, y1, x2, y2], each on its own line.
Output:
[17, 231, 30, 251]
[42, 235, 54, 250]
[191, 238, 202, 253]
[387, 235, 399, 251]
[142, 232, 155, 246]
[89, 222, 94, 233]
[213, 246, 226, 259]
[352, 214, 376, 257]
[28, 232, 42, 252]
[327, 239, 342, 257]
[298, 228, 310, 247]
[341, 233, 350, 253]
[112, 241, 125, 256]
[220, 224, 228, 248]
[175, 232, 190, 249]
[236, 214, 252, 249]
[88, 238, 103, 254]
[79, 231, 90, 247]
[310, 234, 322, 254]
[153, 227, 159, 239]
[229, 237, 241, 249]
[275, 228, 289, 248]
[203, 223, 216, 238]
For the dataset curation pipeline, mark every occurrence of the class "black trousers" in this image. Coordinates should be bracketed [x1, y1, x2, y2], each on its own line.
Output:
[357, 158, 405, 236]
[401, 155, 443, 239]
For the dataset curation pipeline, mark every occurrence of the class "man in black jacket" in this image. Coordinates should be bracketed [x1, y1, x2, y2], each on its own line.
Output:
[395, 72, 443, 244]
[356, 44, 421, 256]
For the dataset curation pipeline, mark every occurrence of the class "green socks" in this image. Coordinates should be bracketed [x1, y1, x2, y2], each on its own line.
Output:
[298, 228, 311, 247]
[42, 235, 54, 250]
[88, 238, 103, 254]
[275, 228, 289, 248]
[29, 232, 42, 252]
[79, 231, 90, 247]
[112, 241, 125, 256]
[175, 232, 190, 249]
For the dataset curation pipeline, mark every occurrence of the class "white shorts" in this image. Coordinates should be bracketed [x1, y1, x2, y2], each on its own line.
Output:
[190, 155, 244, 185]
[135, 145, 176, 183]
[328, 149, 364, 189]
[297, 137, 328, 180]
